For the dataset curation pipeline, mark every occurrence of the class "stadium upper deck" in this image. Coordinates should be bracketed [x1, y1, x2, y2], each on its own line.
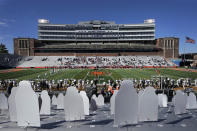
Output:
[38, 19, 155, 42]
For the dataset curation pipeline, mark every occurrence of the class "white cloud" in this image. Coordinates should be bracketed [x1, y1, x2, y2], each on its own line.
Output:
[0, 21, 7, 26]
[2, 18, 16, 23]
[0, 21, 6, 25]
[0, 18, 16, 27]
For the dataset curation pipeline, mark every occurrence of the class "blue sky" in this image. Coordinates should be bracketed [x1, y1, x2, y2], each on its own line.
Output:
[0, 0, 197, 54]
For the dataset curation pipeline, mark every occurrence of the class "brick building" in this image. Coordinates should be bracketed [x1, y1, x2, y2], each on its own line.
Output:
[156, 37, 179, 58]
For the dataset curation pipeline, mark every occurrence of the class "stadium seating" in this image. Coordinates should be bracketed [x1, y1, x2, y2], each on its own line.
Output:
[15, 55, 174, 68]
[0, 54, 174, 68]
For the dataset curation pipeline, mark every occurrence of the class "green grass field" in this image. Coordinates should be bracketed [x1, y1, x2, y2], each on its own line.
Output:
[0, 68, 197, 83]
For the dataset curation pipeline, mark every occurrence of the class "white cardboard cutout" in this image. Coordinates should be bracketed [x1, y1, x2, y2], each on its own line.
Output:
[57, 93, 64, 109]
[40, 90, 51, 115]
[110, 90, 118, 115]
[138, 86, 158, 122]
[91, 94, 98, 106]
[137, 90, 143, 120]
[186, 92, 197, 109]
[97, 94, 104, 106]
[174, 90, 187, 115]
[8, 87, 18, 121]
[92, 94, 97, 101]
[114, 80, 138, 126]
[64, 86, 85, 121]
[0, 93, 8, 110]
[138, 90, 144, 97]
[15, 81, 40, 127]
[158, 94, 168, 108]
[80, 91, 89, 115]
[52, 95, 57, 105]
[36, 92, 40, 97]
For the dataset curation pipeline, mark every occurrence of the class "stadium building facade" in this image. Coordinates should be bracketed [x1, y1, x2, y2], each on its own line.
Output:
[14, 19, 179, 58]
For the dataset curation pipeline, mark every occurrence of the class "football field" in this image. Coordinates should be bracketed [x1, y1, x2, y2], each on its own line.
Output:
[0, 68, 197, 83]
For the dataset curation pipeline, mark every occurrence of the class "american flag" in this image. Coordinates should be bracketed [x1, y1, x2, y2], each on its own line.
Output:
[185, 37, 195, 44]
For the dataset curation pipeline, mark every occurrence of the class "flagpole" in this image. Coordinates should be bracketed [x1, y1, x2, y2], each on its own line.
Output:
[184, 36, 195, 67]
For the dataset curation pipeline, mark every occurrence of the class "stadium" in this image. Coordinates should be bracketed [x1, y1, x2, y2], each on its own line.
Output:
[2, 0, 197, 130]
[1, 19, 197, 131]
[0, 18, 196, 86]
[0, 19, 196, 85]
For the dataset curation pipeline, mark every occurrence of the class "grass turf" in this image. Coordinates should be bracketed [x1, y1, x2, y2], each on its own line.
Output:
[0, 68, 197, 83]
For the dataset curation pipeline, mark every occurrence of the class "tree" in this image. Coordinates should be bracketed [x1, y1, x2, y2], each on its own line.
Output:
[0, 43, 8, 53]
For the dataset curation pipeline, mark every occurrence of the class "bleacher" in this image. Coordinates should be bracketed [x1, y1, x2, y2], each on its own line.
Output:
[16, 55, 175, 68]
